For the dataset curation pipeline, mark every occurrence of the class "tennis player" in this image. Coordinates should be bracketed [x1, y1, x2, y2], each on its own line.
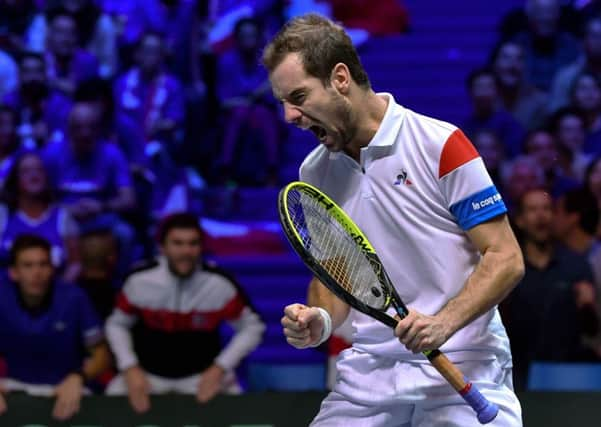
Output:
[264, 14, 525, 426]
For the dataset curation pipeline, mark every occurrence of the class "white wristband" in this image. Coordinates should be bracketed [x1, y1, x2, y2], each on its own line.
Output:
[310, 307, 332, 347]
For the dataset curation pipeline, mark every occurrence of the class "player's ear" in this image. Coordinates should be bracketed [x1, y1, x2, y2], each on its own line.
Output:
[330, 62, 351, 95]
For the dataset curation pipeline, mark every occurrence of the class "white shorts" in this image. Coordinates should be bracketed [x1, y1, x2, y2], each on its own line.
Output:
[105, 370, 241, 395]
[311, 348, 522, 427]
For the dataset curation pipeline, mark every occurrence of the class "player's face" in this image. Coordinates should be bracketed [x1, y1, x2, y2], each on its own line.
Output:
[517, 190, 554, 244]
[10, 248, 54, 301]
[161, 228, 202, 277]
[270, 53, 357, 152]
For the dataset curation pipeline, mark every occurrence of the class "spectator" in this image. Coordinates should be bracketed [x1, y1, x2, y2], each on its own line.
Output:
[105, 213, 264, 411]
[553, 187, 601, 290]
[73, 78, 145, 169]
[2, 51, 72, 148]
[523, 129, 580, 196]
[585, 155, 601, 237]
[32, 0, 119, 78]
[570, 71, 601, 158]
[502, 189, 600, 390]
[115, 31, 185, 154]
[549, 17, 601, 112]
[77, 229, 118, 321]
[42, 101, 136, 271]
[0, 151, 80, 281]
[0, 106, 22, 189]
[0, 49, 18, 99]
[511, 0, 581, 91]
[462, 68, 525, 158]
[0, 0, 44, 55]
[471, 129, 505, 189]
[501, 155, 546, 215]
[0, 234, 111, 420]
[490, 40, 549, 130]
[44, 7, 99, 96]
[549, 107, 592, 181]
[216, 17, 280, 186]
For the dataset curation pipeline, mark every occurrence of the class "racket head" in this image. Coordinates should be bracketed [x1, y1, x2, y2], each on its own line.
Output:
[278, 181, 402, 328]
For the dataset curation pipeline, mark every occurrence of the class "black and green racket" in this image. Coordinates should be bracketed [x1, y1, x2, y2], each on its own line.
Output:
[278, 181, 499, 424]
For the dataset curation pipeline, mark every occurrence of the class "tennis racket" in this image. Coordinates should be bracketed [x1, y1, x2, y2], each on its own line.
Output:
[278, 181, 499, 424]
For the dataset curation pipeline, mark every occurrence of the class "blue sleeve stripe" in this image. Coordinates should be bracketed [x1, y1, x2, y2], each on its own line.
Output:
[450, 186, 507, 230]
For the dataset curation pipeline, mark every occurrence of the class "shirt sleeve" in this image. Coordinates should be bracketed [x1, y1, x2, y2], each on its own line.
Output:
[438, 129, 507, 230]
[105, 285, 140, 371]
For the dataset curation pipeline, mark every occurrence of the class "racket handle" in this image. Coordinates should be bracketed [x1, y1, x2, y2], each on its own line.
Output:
[426, 350, 499, 424]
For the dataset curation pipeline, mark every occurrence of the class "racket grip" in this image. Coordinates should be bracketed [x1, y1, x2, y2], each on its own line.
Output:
[426, 350, 498, 424]
[459, 381, 499, 424]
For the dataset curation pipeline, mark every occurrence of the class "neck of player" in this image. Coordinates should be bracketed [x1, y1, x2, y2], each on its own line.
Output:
[343, 91, 389, 162]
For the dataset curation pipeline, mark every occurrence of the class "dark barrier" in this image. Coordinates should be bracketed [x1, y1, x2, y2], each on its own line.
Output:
[0, 392, 599, 427]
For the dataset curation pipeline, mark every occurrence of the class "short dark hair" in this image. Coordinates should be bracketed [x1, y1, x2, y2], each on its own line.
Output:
[262, 13, 370, 89]
[156, 212, 203, 244]
[234, 17, 262, 40]
[45, 6, 76, 27]
[465, 67, 498, 91]
[547, 106, 584, 134]
[9, 234, 52, 266]
[562, 187, 600, 235]
[0, 105, 17, 123]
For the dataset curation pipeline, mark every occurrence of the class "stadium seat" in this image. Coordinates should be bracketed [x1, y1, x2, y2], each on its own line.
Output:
[246, 363, 326, 391]
[527, 363, 601, 391]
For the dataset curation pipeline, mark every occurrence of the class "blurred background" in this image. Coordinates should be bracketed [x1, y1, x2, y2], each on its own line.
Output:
[1, 0, 601, 425]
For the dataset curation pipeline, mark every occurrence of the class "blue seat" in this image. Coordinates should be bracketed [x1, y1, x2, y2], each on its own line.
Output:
[528, 363, 601, 391]
[246, 363, 326, 392]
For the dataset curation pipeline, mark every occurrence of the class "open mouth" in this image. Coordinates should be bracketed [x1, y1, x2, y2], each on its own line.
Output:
[309, 125, 327, 143]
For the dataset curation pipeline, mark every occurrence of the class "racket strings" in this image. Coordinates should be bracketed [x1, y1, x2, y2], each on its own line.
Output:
[287, 190, 385, 309]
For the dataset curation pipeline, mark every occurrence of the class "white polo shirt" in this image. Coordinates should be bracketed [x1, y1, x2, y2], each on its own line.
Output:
[299, 93, 511, 364]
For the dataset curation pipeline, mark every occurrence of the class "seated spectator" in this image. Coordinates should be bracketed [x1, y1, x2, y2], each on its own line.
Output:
[0, 106, 22, 189]
[0, 49, 18, 99]
[502, 189, 600, 390]
[44, 7, 99, 96]
[2, 51, 72, 148]
[523, 129, 580, 196]
[73, 78, 145, 169]
[570, 71, 601, 158]
[32, 0, 118, 79]
[471, 129, 505, 188]
[585, 156, 601, 237]
[42, 101, 136, 271]
[462, 68, 525, 159]
[0, 151, 80, 281]
[216, 17, 280, 186]
[549, 107, 593, 180]
[553, 187, 601, 291]
[511, 0, 581, 91]
[549, 17, 601, 113]
[114, 31, 185, 159]
[77, 229, 118, 321]
[0, 0, 44, 55]
[490, 40, 549, 130]
[0, 234, 111, 420]
[105, 213, 264, 411]
[501, 155, 546, 215]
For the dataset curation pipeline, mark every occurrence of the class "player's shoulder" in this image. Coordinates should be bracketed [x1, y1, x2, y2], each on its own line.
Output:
[299, 145, 330, 184]
[402, 108, 461, 150]
[122, 259, 161, 287]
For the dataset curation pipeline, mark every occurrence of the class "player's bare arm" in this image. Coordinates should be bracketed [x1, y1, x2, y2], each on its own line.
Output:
[282, 277, 350, 348]
[396, 215, 524, 352]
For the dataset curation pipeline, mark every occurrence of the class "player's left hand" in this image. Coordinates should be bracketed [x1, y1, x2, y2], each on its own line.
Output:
[52, 373, 84, 420]
[197, 364, 225, 403]
[394, 309, 450, 353]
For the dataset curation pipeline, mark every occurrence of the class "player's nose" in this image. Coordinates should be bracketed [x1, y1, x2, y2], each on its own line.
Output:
[283, 103, 302, 125]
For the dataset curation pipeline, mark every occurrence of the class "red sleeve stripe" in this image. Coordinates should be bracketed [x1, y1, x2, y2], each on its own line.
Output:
[116, 292, 138, 315]
[438, 129, 479, 178]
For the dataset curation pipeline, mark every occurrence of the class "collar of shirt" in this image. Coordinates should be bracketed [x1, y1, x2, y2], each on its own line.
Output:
[328, 92, 406, 163]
